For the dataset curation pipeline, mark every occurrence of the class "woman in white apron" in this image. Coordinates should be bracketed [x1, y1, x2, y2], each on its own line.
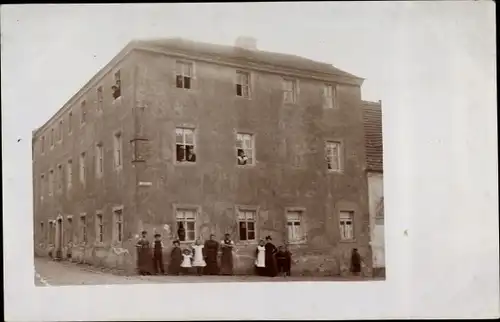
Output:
[191, 239, 206, 276]
[255, 240, 266, 276]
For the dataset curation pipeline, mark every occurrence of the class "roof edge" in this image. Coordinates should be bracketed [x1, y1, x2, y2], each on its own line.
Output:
[32, 41, 139, 138]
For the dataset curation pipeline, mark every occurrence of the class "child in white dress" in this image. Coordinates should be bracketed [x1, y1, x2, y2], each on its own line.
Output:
[180, 248, 193, 275]
[191, 239, 206, 276]
[255, 240, 266, 276]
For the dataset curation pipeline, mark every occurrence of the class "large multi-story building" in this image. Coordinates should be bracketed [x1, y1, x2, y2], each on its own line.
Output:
[32, 36, 383, 276]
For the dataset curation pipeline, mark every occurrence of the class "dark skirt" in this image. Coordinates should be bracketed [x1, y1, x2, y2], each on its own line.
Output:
[220, 248, 233, 275]
[137, 247, 153, 275]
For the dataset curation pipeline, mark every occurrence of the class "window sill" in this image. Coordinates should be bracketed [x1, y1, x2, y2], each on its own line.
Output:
[327, 170, 344, 174]
[283, 101, 298, 106]
[235, 95, 252, 100]
[174, 161, 197, 166]
[236, 164, 256, 169]
[114, 166, 123, 172]
[235, 240, 258, 246]
[339, 239, 356, 244]
[286, 240, 307, 246]
[94, 242, 106, 248]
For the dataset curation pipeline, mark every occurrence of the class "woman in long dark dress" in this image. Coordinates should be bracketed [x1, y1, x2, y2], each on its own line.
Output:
[168, 240, 182, 275]
[350, 248, 362, 276]
[264, 236, 278, 277]
[136, 231, 152, 275]
[220, 233, 235, 275]
[204, 234, 220, 275]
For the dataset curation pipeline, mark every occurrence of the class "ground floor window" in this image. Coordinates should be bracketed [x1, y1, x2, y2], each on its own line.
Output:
[237, 209, 256, 241]
[176, 209, 196, 242]
[339, 211, 354, 240]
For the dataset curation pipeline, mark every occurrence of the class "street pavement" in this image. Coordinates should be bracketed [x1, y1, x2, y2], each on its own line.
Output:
[34, 257, 382, 286]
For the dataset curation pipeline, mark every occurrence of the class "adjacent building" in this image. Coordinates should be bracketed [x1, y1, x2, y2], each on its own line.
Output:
[33, 37, 382, 276]
[363, 100, 385, 277]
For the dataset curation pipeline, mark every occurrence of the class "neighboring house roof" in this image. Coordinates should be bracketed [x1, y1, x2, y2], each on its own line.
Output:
[362, 100, 383, 172]
[134, 38, 362, 80]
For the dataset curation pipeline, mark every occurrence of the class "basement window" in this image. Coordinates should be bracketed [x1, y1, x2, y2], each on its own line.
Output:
[175, 128, 196, 163]
[176, 61, 193, 89]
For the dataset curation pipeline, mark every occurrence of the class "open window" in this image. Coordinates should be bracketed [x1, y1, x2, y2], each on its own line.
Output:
[176, 61, 193, 89]
[236, 133, 254, 166]
[175, 128, 196, 163]
[112, 71, 121, 99]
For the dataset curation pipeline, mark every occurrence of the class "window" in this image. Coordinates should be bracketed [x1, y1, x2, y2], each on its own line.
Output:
[80, 215, 87, 243]
[67, 217, 73, 244]
[96, 143, 104, 177]
[339, 211, 354, 240]
[41, 136, 45, 154]
[40, 222, 44, 241]
[112, 71, 121, 99]
[48, 169, 54, 196]
[68, 111, 73, 133]
[95, 213, 103, 243]
[238, 209, 256, 241]
[40, 174, 45, 199]
[175, 61, 193, 89]
[80, 101, 87, 124]
[236, 71, 251, 98]
[50, 129, 54, 147]
[287, 210, 306, 243]
[283, 78, 297, 104]
[58, 120, 63, 142]
[323, 84, 337, 109]
[236, 133, 254, 166]
[80, 152, 86, 184]
[113, 208, 123, 243]
[97, 86, 104, 110]
[325, 141, 342, 171]
[57, 164, 63, 192]
[175, 128, 196, 163]
[114, 133, 122, 168]
[175, 209, 196, 242]
[67, 159, 73, 189]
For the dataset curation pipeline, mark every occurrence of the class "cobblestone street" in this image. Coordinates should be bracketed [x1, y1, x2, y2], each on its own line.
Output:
[34, 257, 382, 286]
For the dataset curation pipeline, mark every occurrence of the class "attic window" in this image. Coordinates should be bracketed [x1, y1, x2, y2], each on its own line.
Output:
[112, 71, 121, 99]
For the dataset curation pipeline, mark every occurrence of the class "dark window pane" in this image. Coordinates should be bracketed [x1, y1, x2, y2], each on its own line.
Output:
[186, 146, 196, 162]
[176, 144, 185, 162]
[295, 222, 301, 226]
[239, 222, 247, 240]
[236, 84, 242, 96]
[287, 222, 293, 226]
[176, 75, 183, 88]
[248, 231, 255, 240]
[184, 76, 191, 89]
[187, 221, 195, 230]
[247, 221, 254, 231]
[187, 231, 195, 241]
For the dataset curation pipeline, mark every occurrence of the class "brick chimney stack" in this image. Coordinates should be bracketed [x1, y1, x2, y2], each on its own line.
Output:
[234, 36, 258, 51]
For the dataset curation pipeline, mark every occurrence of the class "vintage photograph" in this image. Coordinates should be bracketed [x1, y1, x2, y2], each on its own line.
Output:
[32, 34, 385, 286]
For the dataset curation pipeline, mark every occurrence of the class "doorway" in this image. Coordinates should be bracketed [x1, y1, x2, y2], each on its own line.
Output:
[55, 217, 63, 260]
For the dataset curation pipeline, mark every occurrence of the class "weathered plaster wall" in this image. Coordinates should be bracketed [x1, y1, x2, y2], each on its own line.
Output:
[367, 172, 385, 275]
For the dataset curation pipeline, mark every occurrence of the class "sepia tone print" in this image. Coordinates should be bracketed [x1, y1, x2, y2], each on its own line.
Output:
[32, 36, 385, 285]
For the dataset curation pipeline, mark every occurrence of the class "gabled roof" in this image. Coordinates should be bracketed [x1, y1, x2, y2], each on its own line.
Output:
[134, 37, 362, 80]
[362, 100, 383, 173]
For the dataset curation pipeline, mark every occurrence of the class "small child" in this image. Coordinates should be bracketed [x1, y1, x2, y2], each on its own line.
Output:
[191, 239, 206, 276]
[168, 240, 182, 275]
[152, 233, 165, 275]
[275, 245, 292, 277]
[180, 248, 193, 275]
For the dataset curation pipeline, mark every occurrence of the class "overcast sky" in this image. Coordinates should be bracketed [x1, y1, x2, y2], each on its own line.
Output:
[2, 3, 498, 320]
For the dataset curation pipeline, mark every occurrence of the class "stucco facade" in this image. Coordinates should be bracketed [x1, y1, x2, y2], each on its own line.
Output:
[33, 38, 378, 276]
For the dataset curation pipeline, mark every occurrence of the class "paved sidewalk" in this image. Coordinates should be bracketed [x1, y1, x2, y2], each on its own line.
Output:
[34, 257, 383, 286]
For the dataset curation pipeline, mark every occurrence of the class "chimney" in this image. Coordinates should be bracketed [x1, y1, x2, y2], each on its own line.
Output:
[234, 36, 258, 51]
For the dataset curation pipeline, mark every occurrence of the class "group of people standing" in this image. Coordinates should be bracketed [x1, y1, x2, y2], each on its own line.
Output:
[135, 231, 292, 277]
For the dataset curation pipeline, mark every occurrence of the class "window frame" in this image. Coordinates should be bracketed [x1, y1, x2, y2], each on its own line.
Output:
[339, 210, 355, 242]
[285, 207, 307, 244]
[68, 111, 73, 134]
[41, 136, 45, 154]
[40, 173, 45, 201]
[79, 213, 88, 244]
[79, 151, 86, 185]
[97, 86, 104, 111]
[235, 70, 251, 99]
[57, 164, 63, 193]
[80, 100, 87, 126]
[175, 60, 194, 90]
[67, 159, 73, 190]
[95, 211, 104, 244]
[235, 205, 258, 244]
[173, 204, 200, 243]
[112, 71, 121, 100]
[282, 78, 298, 104]
[323, 83, 338, 109]
[96, 143, 104, 178]
[48, 169, 54, 196]
[113, 131, 123, 170]
[236, 132, 255, 167]
[174, 127, 197, 164]
[58, 119, 63, 143]
[325, 140, 344, 173]
[112, 206, 124, 244]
